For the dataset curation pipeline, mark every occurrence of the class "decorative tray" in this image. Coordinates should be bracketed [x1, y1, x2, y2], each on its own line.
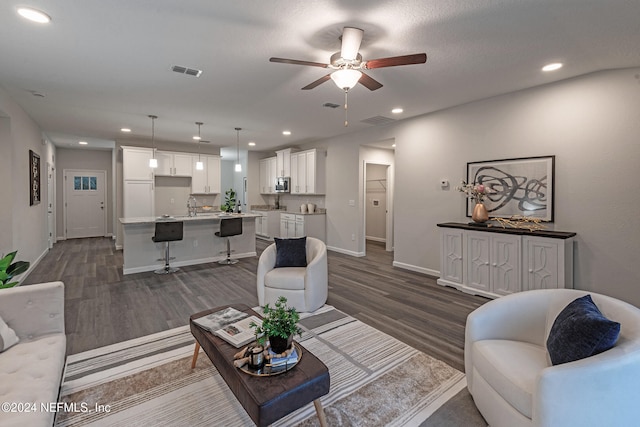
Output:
[238, 343, 302, 377]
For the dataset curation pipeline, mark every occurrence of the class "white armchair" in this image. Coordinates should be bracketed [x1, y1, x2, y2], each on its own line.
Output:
[257, 237, 328, 313]
[465, 289, 640, 427]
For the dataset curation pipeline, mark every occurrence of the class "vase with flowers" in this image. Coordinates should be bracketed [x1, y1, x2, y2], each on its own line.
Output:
[455, 181, 491, 223]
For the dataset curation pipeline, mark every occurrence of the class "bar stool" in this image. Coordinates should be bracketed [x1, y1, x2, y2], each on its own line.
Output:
[152, 221, 184, 274]
[216, 217, 243, 264]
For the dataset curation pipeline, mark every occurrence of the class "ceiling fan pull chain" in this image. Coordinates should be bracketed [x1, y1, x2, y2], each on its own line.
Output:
[344, 89, 349, 127]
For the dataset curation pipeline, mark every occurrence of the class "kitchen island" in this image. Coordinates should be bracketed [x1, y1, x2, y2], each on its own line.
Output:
[119, 213, 259, 274]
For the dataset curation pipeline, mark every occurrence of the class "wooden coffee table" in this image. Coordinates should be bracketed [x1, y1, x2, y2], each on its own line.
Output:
[190, 304, 330, 427]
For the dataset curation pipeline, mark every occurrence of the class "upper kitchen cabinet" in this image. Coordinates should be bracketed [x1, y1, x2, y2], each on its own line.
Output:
[291, 149, 326, 195]
[122, 146, 154, 180]
[191, 155, 221, 194]
[275, 148, 292, 177]
[155, 150, 193, 177]
[259, 157, 277, 194]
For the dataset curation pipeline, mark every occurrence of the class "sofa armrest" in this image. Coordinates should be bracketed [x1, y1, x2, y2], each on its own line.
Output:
[535, 344, 640, 426]
[0, 281, 65, 341]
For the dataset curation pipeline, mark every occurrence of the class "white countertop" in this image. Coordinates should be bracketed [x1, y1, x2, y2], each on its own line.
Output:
[120, 212, 259, 225]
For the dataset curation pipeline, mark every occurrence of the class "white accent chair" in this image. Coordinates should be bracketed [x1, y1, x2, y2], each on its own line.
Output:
[0, 281, 66, 427]
[257, 237, 328, 313]
[465, 289, 640, 427]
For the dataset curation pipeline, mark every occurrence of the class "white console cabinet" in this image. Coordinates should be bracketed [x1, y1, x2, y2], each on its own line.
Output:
[438, 223, 575, 299]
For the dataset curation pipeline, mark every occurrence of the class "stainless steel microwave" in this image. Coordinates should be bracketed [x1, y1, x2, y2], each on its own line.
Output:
[275, 177, 290, 193]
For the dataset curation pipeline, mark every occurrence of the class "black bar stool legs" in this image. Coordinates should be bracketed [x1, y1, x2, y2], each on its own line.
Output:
[215, 217, 243, 265]
[152, 221, 184, 274]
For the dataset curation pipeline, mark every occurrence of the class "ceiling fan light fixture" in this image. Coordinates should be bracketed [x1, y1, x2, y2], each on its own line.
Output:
[331, 69, 362, 90]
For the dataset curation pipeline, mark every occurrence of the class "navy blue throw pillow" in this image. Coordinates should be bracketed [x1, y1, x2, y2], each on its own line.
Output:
[274, 237, 307, 268]
[546, 294, 620, 365]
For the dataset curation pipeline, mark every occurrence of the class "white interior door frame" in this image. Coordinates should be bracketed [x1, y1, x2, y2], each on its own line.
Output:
[362, 160, 394, 254]
[47, 162, 56, 248]
[63, 169, 107, 239]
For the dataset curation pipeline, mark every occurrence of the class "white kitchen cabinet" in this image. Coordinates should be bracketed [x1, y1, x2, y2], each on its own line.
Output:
[122, 146, 154, 180]
[280, 213, 297, 238]
[259, 157, 277, 194]
[437, 223, 575, 299]
[191, 155, 221, 194]
[155, 151, 193, 177]
[280, 213, 326, 241]
[254, 211, 269, 238]
[291, 149, 325, 194]
[275, 148, 292, 177]
[123, 180, 154, 218]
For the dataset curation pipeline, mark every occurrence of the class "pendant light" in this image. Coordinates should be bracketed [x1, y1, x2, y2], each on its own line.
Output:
[235, 127, 242, 172]
[148, 115, 158, 168]
[194, 122, 204, 170]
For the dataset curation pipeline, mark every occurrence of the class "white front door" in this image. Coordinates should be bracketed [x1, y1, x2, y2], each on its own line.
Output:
[64, 169, 106, 239]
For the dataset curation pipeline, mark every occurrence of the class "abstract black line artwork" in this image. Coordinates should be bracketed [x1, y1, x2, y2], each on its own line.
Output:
[466, 156, 555, 221]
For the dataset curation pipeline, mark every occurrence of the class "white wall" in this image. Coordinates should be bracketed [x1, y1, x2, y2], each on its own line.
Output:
[304, 68, 640, 306]
[0, 85, 50, 274]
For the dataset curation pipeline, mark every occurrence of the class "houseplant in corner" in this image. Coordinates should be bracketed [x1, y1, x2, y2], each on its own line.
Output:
[0, 251, 30, 289]
[251, 296, 303, 354]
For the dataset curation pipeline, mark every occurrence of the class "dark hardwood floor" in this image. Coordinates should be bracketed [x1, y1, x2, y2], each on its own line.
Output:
[23, 237, 488, 372]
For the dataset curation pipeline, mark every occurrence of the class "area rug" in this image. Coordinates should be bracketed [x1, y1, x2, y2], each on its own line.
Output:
[55, 306, 472, 426]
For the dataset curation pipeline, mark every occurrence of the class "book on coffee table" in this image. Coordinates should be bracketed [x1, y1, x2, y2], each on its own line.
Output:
[193, 307, 262, 348]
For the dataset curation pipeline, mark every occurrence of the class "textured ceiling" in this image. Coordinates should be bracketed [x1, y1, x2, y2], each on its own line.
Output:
[1, 0, 639, 151]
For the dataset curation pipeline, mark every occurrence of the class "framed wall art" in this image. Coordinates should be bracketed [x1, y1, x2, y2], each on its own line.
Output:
[466, 155, 555, 221]
[29, 150, 41, 206]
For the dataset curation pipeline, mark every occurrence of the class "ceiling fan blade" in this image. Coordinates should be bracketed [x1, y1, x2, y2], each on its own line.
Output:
[364, 53, 427, 69]
[340, 27, 364, 61]
[269, 57, 329, 68]
[358, 72, 383, 91]
[302, 74, 332, 90]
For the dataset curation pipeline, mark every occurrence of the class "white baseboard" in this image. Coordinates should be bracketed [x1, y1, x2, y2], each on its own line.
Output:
[326, 246, 365, 257]
[365, 236, 386, 243]
[392, 261, 440, 278]
[115, 244, 123, 250]
[56, 236, 66, 241]
[19, 247, 50, 285]
[122, 251, 257, 275]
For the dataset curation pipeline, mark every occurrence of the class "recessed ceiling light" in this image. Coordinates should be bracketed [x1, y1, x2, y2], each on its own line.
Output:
[192, 135, 201, 140]
[391, 108, 404, 114]
[392, 143, 396, 148]
[542, 63, 563, 72]
[248, 142, 256, 146]
[78, 141, 88, 145]
[282, 131, 291, 136]
[120, 128, 131, 132]
[17, 7, 51, 24]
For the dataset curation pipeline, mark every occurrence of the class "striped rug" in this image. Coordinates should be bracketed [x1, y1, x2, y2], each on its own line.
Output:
[55, 306, 466, 426]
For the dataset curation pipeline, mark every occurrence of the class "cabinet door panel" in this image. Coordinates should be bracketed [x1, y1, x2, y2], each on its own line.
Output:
[173, 153, 193, 176]
[467, 233, 490, 292]
[206, 156, 221, 193]
[305, 151, 315, 194]
[191, 156, 207, 193]
[123, 148, 154, 180]
[524, 238, 559, 290]
[491, 235, 521, 295]
[124, 180, 154, 217]
[155, 151, 173, 176]
[441, 229, 463, 284]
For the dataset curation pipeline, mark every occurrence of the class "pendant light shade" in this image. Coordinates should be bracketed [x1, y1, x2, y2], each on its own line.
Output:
[195, 122, 204, 170]
[235, 127, 242, 172]
[330, 69, 362, 90]
[148, 115, 158, 168]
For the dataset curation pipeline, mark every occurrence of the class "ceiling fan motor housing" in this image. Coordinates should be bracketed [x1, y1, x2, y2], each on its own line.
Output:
[330, 52, 363, 69]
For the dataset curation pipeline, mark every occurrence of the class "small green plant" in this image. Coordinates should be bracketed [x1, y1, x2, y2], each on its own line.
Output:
[251, 296, 303, 346]
[221, 188, 236, 213]
[0, 251, 30, 289]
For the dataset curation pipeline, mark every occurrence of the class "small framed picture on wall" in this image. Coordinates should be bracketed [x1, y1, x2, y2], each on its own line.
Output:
[29, 150, 41, 206]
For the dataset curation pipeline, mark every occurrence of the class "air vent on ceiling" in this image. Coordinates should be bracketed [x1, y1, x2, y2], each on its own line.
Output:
[171, 65, 203, 77]
[361, 115, 397, 126]
[322, 102, 340, 109]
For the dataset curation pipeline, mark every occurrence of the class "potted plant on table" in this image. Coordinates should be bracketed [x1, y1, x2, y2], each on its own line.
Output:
[221, 188, 237, 213]
[251, 296, 303, 354]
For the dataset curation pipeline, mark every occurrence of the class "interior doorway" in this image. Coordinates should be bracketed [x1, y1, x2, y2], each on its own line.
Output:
[47, 162, 55, 248]
[63, 169, 107, 239]
[364, 162, 393, 252]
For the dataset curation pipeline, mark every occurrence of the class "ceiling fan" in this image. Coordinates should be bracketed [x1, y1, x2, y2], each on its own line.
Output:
[269, 27, 427, 92]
